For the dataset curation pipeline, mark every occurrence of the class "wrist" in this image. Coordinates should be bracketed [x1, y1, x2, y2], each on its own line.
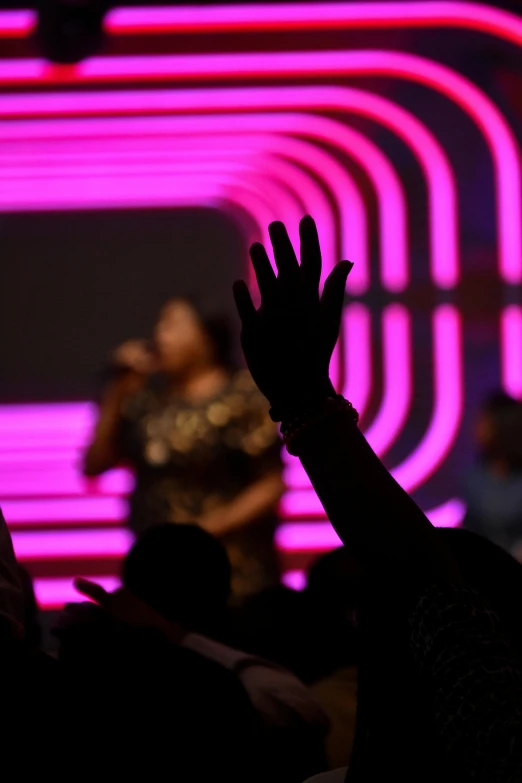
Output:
[269, 378, 336, 423]
[281, 395, 359, 456]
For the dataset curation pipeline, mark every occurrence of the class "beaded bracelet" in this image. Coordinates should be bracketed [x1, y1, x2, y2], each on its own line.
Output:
[281, 395, 359, 455]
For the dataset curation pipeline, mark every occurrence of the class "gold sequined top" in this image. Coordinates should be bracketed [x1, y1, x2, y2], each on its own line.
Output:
[117, 370, 282, 602]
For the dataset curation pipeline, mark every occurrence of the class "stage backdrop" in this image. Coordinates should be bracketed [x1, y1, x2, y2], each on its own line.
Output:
[1, 1, 522, 607]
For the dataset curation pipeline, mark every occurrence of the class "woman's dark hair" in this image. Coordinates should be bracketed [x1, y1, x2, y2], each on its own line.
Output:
[176, 297, 236, 370]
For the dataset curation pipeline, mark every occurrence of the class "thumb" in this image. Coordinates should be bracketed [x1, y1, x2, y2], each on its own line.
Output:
[74, 578, 109, 606]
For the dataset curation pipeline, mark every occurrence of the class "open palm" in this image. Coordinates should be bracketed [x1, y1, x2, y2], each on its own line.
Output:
[233, 215, 353, 418]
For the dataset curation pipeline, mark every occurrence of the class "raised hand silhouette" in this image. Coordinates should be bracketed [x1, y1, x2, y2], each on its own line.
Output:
[233, 215, 352, 419]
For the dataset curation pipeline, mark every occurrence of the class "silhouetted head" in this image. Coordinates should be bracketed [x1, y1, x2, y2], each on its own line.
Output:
[122, 524, 231, 631]
[153, 298, 233, 376]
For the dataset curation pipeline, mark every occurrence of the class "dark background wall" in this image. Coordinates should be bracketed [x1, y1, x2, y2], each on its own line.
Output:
[0, 208, 246, 402]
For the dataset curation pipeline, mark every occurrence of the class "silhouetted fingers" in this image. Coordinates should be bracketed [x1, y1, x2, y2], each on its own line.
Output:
[233, 280, 257, 327]
[320, 261, 353, 343]
[299, 215, 322, 295]
[268, 221, 299, 282]
[74, 578, 109, 606]
[250, 241, 277, 300]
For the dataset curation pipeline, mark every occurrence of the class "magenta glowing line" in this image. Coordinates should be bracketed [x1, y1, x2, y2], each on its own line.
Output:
[222, 132, 369, 292]
[0, 467, 134, 499]
[1, 498, 126, 524]
[0, 97, 444, 293]
[425, 498, 466, 528]
[364, 305, 412, 456]
[391, 306, 463, 493]
[0, 46, 511, 282]
[34, 575, 121, 610]
[501, 306, 522, 399]
[0, 177, 222, 212]
[0, 118, 376, 295]
[2, 3, 522, 41]
[10, 528, 134, 560]
[103, 2, 522, 43]
[0, 141, 338, 300]
[1, 129, 369, 292]
[1, 118, 456, 496]
[0, 450, 80, 465]
[0, 401, 93, 428]
[0, 10, 35, 37]
[279, 491, 326, 519]
[276, 523, 341, 551]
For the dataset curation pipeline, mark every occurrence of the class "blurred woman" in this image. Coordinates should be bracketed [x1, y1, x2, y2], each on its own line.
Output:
[84, 299, 283, 604]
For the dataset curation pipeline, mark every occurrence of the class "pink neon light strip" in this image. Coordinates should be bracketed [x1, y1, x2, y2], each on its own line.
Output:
[3, 3, 522, 43]
[276, 523, 342, 551]
[0, 127, 356, 289]
[34, 575, 121, 611]
[426, 498, 466, 528]
[364, 305, 412, 455]
[0, 47, 510, 282]
[0, 94, 446, 292]
[501, 306, 522, 399]
[10, 528, 134, 560]
[103, 2, 522, 44]
[279, 491, 327, 519]
[2, 118, 458, 496]
[0, 10, 35, 37]
[0, 130, 370, 292]
[0, 467, 133, 498]
[1, 498, 126, 524]
[0, 110, 400, 293]
[391, 306, 463, 492]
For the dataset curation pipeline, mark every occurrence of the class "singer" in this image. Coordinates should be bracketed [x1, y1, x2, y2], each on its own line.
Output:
[84, 298, 284, 604]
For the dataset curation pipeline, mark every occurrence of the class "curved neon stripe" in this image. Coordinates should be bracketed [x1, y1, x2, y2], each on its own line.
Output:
[501, 306, 522, 399]
[425, 498, 466, 528]
[392, 306, 463, 493]
[0, 122, 370, 289]
[0, 48, 510, 283]
[0, 10, 35, 37]
[9, 528, 134, 560]
[4, 3, 522, 44]
[0, 95, 445, 292]
[0, 466, 133, 498]
[104, 2, 522, 43]
[2, 112, 458, 490]
[364, 305, 412, 456]
[2, 498, 127, 525]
